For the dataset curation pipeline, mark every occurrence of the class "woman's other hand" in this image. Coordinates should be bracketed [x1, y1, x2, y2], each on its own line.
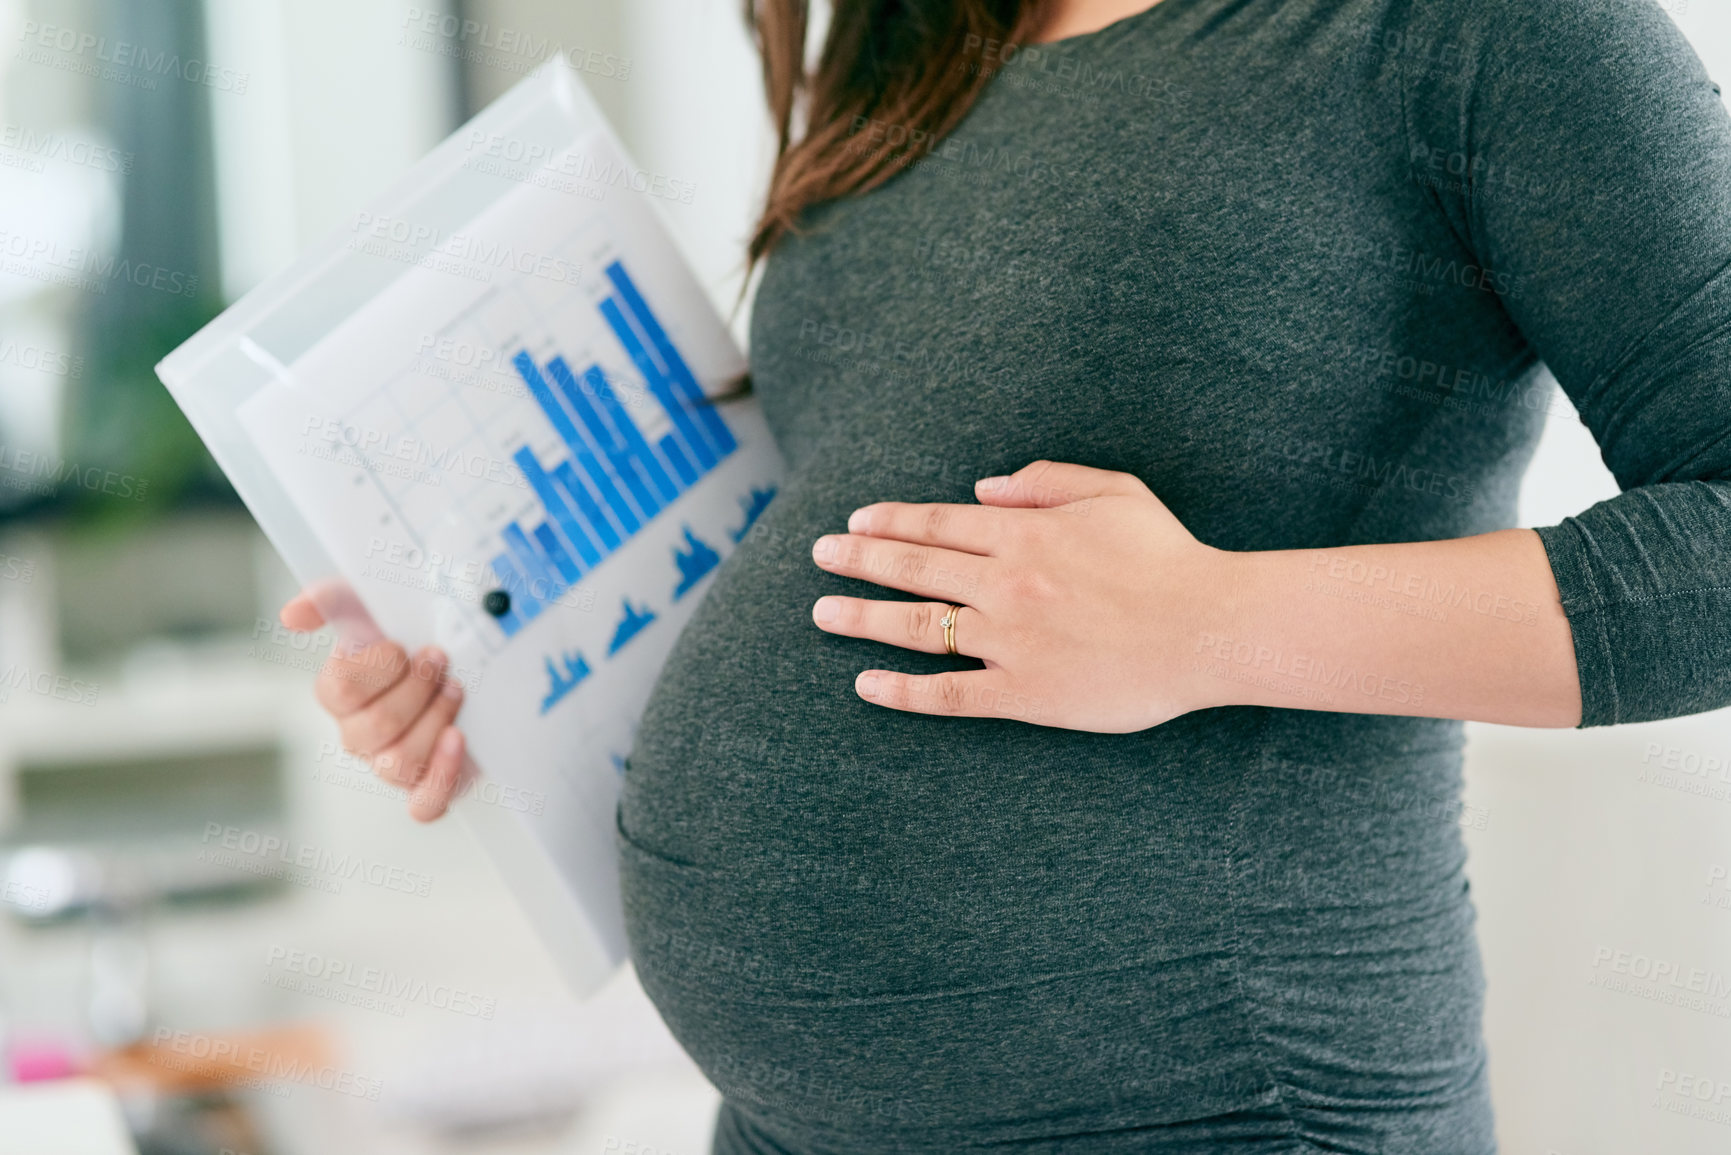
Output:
[279, 592, 468, 821]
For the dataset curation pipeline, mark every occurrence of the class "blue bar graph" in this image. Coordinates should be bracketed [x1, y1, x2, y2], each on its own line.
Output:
[551, 461, 620, 552]
[600, 298, 717, 473]
[532, 523, 582, 583]
[583, 363, 679, 505]
[546, 356, 663, 522]
[658, 434, 698, 487]
[514, 447, 602, 568]
[487, 258, 740, 637]
[502, 523, 559, 594]
[604, 261, 738, 460]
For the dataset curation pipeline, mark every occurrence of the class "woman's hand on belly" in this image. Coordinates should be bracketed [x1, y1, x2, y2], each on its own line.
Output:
[808, 459, 1236, 733]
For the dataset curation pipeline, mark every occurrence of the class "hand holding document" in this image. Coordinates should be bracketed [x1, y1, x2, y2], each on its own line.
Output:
[157, 59, 784, 995]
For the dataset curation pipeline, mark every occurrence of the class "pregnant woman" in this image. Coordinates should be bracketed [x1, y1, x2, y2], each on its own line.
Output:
[280, 0, 1731, 1150]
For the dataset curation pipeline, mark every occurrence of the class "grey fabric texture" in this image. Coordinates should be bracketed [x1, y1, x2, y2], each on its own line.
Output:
[616, 0, 1731, 1151]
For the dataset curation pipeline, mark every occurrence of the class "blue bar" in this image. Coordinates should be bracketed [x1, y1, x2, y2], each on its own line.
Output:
[599, 297, 718, 473]
[658, 433, 698, 488]
[545, 355, 621, 456]
[547, 357, 662, 522]
[532, 521, 582, 583]
[534, 357, 641, 536]
[514, 447, 602, 567]
[503, 522, 563, 603]
[570, 450, 638, 536]
[583, 363, 678, 503]
[512, 352, 593, 467]
[604, 260, 738, 458]
[531, 352, 643, 534]
[552, 461, 622, 552]
[488, 553, 534, 632]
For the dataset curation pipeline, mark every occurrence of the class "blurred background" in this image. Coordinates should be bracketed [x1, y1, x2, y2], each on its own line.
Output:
[0, 1, 1727, 1153]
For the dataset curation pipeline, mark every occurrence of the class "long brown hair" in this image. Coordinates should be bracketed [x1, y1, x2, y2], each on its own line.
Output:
[745, 0, 1047, 263]
[712, 0, 1047, 398]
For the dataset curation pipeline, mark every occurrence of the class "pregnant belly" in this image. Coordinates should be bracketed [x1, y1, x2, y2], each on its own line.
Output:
[618, 477, 1258, 979]
[615, 478, 1486, 1139]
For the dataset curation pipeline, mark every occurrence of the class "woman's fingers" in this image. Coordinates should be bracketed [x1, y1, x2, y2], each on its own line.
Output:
[406, 727, 467, 823]
[279, 582, 467, 821]
[278, 580, 383, 644]
[371, 679, 465, 789]
[845, 501, 1006, 554]
[337, 646, 450, 759]
[811, 534, 987, 602]
[974, 460, 1150, 509]
[278, 591, 326, 632]
[813, 596, 992, 657]
[853, 667, 1038, 721]
[314, 640, 412, 716]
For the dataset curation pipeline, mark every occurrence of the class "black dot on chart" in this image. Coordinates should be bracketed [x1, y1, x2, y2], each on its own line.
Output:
[483, 589, 511, 617]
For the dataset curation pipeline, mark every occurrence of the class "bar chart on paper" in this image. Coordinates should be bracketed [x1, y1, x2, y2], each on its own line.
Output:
[493, 259, 744, 638]
[239, 183, 780, 744]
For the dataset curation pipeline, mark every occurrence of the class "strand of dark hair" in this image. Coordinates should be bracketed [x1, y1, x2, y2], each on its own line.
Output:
[710, 0, 1047, 401]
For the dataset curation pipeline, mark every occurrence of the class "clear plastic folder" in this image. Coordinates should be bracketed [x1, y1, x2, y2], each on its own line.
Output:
[157, 58, 783, 996]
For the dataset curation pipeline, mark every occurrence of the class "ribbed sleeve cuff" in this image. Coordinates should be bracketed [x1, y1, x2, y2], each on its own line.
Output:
[1533, 519, 1622, 728]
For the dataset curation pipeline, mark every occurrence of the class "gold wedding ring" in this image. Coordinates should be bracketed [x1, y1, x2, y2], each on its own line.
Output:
[941, 604, 962, 655]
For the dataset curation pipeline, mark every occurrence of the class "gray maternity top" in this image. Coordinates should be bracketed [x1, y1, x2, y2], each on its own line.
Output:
[617, 0, 1731, 1151]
